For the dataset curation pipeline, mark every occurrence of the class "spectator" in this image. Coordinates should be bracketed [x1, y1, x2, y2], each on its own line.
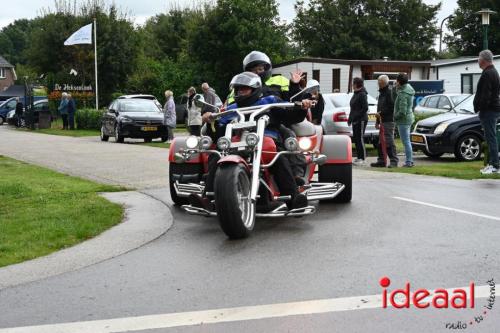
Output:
[67, 93, 76, 130]
[474, 50, 500, 174]
[201, 82, 222, 114]
[186, 87, 202, 136]
[15, 97, 23, 127]
[348, 77, 368, 165]
[394, 73, 415, 167]
[58, 92, 69, 130]
[306, 79, 325, 125]
[163, 90, 176, 141]
[371, 75, 399, 168]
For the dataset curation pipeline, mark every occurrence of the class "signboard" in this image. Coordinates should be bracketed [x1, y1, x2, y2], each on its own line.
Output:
[54, 84, 93, 92]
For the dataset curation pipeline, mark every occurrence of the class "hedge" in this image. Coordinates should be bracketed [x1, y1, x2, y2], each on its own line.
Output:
[75, 108, 105, 130]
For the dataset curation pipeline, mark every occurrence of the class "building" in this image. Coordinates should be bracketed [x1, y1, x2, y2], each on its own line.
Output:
[429, 56, 500, 94]
[0, 55, 17, 92]
[272, 57, 432, 94]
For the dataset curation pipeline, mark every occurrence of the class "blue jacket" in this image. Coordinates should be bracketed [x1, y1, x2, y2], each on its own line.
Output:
[58, 99, 69, 115]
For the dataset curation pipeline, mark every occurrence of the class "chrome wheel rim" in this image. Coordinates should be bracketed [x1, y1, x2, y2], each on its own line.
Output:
[236, 172, 254, 229]
[460, 137, 480, 160]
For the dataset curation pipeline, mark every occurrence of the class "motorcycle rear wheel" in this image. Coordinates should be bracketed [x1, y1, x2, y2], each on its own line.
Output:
[214, 164, 255, 239]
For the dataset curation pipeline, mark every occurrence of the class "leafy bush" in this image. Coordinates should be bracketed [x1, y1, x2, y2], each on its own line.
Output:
[75, 108, 105, 130]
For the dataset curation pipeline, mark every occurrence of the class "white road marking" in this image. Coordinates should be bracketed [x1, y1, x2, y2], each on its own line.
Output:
[0, 285, 492, 333]
[393, 196, 500, 221]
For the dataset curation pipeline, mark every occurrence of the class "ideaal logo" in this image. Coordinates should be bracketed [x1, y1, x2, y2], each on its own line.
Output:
[379, 277, 496, 330]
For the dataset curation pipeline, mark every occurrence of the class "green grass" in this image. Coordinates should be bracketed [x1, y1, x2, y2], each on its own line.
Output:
[23, 119, 100, 137]
[370, 160, 500, 180]
[136, 141, 171, 149]
[0, 156, 124, 267]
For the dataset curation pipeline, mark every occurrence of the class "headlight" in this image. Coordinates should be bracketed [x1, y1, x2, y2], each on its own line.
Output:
[200, 136, 213, 150]
[284, 137, 299, 151]
[186, 136, 200, 149]
[298, 137, 313, 151]
[434, 123, 449, 135]
[120, 116, 133, 123]
[245, 133, 259, 147]
[217, 137, 231, 151]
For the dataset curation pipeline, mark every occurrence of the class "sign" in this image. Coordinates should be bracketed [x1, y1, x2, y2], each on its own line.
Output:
[54, 84, 93, 92]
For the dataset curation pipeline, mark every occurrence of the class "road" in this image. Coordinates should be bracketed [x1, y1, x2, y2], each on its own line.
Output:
[0, 125, 499, 332]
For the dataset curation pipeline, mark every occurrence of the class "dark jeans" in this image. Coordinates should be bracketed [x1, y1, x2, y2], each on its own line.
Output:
[352, 121, 367, 160]
[61, 114, 68, 129]
[480, 111, 500, 168]
[189, 125, 201, 136]
[376, 122, 399, 166]
[68, 112, 75, 130]
[167, 126, 175, 140]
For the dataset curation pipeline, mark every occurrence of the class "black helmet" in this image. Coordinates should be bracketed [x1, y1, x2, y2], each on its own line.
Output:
[229, 72, 263, 107]
[242, 51, 272, 82]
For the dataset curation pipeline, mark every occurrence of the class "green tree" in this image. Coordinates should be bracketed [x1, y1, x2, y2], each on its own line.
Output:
[293, 0, 440, 60]
[445, 0, 499, 55]
[0, 19, 36, 65]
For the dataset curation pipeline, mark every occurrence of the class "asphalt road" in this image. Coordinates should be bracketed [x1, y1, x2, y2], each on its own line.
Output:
[0, 126, 499, 332]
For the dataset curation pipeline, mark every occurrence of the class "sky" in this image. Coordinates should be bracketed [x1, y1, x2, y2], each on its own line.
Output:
[0, 0, 458, 42]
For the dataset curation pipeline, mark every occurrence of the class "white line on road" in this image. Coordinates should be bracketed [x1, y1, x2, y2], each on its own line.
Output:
[0, 285, 492, 333]
[393, 197, 500, 221]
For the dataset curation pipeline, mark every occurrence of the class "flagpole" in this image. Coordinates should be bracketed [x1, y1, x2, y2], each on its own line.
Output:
[94, 17, 98, 110]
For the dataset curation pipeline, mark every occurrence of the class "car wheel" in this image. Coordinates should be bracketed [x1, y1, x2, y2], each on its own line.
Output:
[423, 149, 443, 159]
[454, 134, 481, 161]
[114, 125, 124, 143]
[144, 138, 152, 143]
[0, 116, 4, 125]
[161, 136, 168, 142]
[100, 125, 109, 142]
[318, 163, 352, 203]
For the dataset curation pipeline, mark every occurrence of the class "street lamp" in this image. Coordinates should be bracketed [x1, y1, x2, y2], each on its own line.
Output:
[439, 15, 453, 54]
[476, 8, 497, 50]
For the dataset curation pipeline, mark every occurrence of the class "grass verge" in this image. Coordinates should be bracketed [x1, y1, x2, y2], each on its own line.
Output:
[23, 119, 100, 137]
[0, 156, 124, 267]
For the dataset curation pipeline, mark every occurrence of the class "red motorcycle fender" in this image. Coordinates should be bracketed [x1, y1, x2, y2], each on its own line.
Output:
[320, 134, 353, 164]
[168, 137, 202, 164]
[217, 155, 251, 172]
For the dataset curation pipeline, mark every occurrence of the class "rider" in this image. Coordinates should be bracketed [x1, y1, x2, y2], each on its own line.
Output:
[189, 72, 312, 212]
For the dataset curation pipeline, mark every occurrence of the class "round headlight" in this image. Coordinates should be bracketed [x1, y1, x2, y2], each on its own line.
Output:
[298, 137, 313, 151]
[200, 136, 213, 150]
[245, 133, 259, 147]
[186, 136, 200, 149]
[217, 137, 231, 151]
[284, 137, 299, 151]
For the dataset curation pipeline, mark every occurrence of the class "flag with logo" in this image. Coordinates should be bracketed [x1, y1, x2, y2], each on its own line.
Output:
[64, 23, 93, 45]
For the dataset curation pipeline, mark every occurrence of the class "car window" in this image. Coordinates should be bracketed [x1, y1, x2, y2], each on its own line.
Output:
[6, 100, 16, 109]
[118, 99, 158, 112]
[426, 96, 440, 108]
[34, 102, 48, 111]
[418, 97, 428, 106]
[437, 97, 451, 109]
[457, 95, 475, 113]
[450, 95, 469, 105]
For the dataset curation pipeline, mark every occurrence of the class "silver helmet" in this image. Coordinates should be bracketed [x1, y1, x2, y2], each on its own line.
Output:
[242, 51, 272, 81]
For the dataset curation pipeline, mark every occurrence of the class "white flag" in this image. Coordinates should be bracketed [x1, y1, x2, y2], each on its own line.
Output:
[64, 23, 92, 45]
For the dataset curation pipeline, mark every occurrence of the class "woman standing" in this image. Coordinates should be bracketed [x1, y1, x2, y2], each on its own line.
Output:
[186, 87, 202, 136]
[163, 90, 176, 142]
[394, 73, 415, 167]
[58, 92, 69, 130]
[348, 77, 369, 165]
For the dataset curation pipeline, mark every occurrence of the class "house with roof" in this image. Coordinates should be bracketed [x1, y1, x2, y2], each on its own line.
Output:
[0, 55, 17, 92]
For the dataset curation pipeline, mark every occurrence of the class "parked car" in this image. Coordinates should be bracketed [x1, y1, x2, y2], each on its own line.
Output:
[100, 97, 168, 143]
[6, 99, 49, 125]
[411, 95, 488, 161]
[414, 94, 471, 117]
[321, 93, 379, 145]
[0, 97, 18, 125]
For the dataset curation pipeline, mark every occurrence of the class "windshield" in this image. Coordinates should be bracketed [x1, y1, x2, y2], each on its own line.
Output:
[456, 95, 474, 114]
[118, 99, 160, 112]
[450, 95, 470, 106]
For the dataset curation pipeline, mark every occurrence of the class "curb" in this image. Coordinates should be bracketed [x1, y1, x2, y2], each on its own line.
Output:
[0, 191, 173, 290]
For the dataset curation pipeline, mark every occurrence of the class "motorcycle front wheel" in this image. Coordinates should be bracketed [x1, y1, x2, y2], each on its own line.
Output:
[214, 164, 255, 239]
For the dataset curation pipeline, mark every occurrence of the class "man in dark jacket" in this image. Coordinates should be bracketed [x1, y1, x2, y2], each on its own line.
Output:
[348, 77, 369, 164]
[371, 75, 399, 168]
[473, 50, 500, 174]
[15, 97, 23, 127]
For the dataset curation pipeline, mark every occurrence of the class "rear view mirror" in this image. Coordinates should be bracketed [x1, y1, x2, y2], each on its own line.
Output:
[193, 94, 220, 113]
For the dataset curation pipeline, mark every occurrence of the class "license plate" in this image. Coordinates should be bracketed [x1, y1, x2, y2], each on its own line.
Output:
[368, 114, 377, 121]
[411, 134, 424, 143]
[141, 126, 157, 131]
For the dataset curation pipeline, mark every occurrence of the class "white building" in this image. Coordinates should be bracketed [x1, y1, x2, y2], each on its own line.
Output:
[429, 56, 500, 94]
[272, 57, 432, 93]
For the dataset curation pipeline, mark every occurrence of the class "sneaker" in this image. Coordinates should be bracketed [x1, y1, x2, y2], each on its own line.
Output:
[480, 165, 499, 174]
[188, 194, 215, 211]
[353, 158, 365, 166]
[403, 162, 414, 168]
[370, 162, 386, 168]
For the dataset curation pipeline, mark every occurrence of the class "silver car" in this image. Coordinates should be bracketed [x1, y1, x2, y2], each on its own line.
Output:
[321, 93, 379, 145]
[414, 94, 472, 117]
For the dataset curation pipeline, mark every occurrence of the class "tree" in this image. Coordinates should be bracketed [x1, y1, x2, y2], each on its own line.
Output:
[293, 0, 440, 60]
[0, 19, 36, 65]
[445, 0, 500, 55]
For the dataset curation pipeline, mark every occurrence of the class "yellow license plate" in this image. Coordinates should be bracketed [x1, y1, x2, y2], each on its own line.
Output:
[368, 114, 377, 121]
[411, 135, 424, 143]
[141, 126, 157, 131]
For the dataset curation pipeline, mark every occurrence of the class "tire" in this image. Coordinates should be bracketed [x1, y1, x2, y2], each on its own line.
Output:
[422, 149, 443, 158]
[169, 163, 203, 206]
[0, 117, 4, 125]
[454, 134, 482, 161]
[318, 163, 352, 203]
[100, 125, 109, 141]
[214, 164, 255, 239]
[144, 138, 152, 143]
[114, 124, 124, 143]
[161, 136, 168, 142]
